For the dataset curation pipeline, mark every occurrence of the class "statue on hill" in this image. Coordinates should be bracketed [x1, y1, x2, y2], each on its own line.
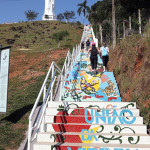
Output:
[42, 0, 56, 20]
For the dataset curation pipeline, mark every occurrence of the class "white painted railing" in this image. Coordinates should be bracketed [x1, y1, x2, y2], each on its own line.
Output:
[27, 61, 61, 150]
[27, 26, 85, 150]
[27, 45, 80, 150]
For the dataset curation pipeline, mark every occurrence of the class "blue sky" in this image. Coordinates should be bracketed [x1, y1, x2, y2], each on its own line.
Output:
[0, 0, 99, 24]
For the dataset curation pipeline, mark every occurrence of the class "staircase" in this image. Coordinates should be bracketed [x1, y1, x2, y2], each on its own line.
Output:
[28, 26, 150, 150]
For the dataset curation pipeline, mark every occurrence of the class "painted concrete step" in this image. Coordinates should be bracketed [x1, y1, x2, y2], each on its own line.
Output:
[48, 102, 136, 109]
[62, 97, 122, 102]
[37, 132, 150, 145]
[45, 108, 140, 116]
[33, 142, 150, 150]
[46, 124, 147, 134]
[61, 67, 121, 102]
[45, 115, 143, 125]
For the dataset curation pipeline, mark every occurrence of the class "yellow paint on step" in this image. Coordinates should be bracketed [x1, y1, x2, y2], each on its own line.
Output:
[79, 126, 99, 149]
[77, 71, 100, 92]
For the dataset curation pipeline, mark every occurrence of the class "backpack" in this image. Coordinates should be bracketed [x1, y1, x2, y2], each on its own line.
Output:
[91, 47, 98, 56]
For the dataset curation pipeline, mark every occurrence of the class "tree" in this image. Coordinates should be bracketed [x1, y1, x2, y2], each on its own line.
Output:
[77, 0, 90, 25]
[89, 1, 109, 44]
[57, 13, 64, 21]
[119, 0, 136, 31]
[25, 10, 39, 21]
[52, 31, 66, 48]
[76, 21, 82, 26]
[63, 11, 75, 23]
[61, 30, 70, 41]
[120, 0, 150, 34]
[112, 0, 116, 49]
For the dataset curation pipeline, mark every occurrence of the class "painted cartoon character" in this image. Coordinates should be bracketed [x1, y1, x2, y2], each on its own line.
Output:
[80, 77, 98, 93]
[99, 80, 118, 97]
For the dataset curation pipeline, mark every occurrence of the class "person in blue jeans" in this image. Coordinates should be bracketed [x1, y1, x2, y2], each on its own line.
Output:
[100, 42, 109, 72]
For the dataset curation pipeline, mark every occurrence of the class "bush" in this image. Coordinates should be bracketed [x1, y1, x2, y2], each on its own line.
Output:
[114, 67, 121, 76]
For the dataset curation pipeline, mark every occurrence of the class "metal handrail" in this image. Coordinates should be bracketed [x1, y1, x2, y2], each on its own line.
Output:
[27, 26, 87, 150]
[28, 62, 61, 150]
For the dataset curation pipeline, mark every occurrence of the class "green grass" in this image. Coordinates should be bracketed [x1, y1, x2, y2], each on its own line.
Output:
[0, 75, 46, 149]
[0, 21, 83, 52]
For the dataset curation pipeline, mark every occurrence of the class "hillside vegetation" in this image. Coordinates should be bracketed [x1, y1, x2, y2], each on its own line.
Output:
[0, 21, 83, 150]
[109, 23, 150, 131]
[0, 21, 82, 51]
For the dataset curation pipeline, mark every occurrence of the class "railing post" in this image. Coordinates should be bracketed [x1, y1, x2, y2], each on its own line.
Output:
[40, 113, 45, 132]
[51, 65, 54, 101]
[67, 52, 70, 69]
[43, 86, 46, 101]
[52, 64, 54, 79]
[27, 119, 32, 150]
[59, 74, 63, 101]
[73, 47, 75, 62]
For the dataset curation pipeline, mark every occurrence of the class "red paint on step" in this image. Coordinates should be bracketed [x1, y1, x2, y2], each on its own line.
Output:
[95, 94, 104, 98]
[52, 108, 91, 148]
[64, 86, 70, 90]
[108, 97, 117, 101]
[101, 74, 109, 83]
[83, 95, 91, 99]
[66, 74, 69, 78]
[56, 145, 81, 150]
[66, 80, 69, 84]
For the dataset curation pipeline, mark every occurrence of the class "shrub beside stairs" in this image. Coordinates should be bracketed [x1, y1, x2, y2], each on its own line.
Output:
[31, 26, 150, 150]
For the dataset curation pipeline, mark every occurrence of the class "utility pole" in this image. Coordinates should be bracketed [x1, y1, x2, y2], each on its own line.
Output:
[112, 0, 116, 49]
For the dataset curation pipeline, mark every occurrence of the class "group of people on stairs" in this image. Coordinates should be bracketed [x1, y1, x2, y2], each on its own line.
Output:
[81, 40, 109, 73]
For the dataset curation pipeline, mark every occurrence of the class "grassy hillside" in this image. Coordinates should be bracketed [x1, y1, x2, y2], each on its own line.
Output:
[0, 21, 83, 150]
[0, 21, 82, 51]
[109, 23, 150, 132]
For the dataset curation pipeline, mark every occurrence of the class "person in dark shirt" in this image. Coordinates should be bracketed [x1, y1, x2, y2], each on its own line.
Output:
[81, 41, 85, 51]
[87, 42, 101, 74]
[86, 39, 90, 51]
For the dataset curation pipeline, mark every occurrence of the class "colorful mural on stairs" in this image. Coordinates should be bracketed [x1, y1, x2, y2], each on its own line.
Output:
[61, 61, 121, 102]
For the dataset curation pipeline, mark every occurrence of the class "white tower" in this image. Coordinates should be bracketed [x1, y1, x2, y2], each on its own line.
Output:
[43, 0, 56, 20]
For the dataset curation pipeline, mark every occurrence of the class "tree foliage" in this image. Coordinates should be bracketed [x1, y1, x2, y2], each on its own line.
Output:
[57, 13, 64, 21]
[25, 10, 39, 21]
[77, 0, 90, 25]
[63, 11, 75, 23]
[89, 0, 150, 44]
[52, 30, 70, 48]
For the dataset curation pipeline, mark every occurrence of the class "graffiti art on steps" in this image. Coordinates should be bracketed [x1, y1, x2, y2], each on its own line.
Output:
[51, 104, 140, 150]
[61, 63, 121, 102]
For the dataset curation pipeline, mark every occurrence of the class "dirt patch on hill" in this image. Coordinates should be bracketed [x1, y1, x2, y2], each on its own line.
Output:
[9, 48, 68, 80]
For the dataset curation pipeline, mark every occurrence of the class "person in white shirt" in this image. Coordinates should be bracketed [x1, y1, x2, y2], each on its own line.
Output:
[100, 42, 109, 72]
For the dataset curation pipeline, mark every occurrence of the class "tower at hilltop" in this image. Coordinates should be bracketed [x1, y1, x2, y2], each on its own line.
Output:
[42, 0, 56, 20]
